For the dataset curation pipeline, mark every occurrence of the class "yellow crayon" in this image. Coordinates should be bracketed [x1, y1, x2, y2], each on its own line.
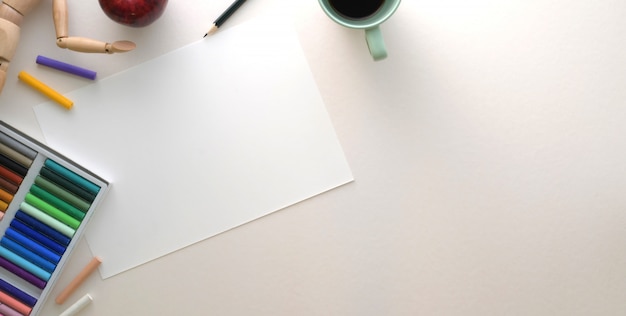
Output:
[18, 71, 73, 110]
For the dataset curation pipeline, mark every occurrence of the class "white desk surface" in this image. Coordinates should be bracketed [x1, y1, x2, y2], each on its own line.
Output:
[2, 0, 626, 315]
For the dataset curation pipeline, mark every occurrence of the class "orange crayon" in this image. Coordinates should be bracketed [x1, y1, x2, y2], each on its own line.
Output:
[18, 71, 73, 110]
[56, 256, 102, 304]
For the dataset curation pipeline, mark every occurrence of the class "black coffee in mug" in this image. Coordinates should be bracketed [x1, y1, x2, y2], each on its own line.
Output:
[329, 0, 386, 20]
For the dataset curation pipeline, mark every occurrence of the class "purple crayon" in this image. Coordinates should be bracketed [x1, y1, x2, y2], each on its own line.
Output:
[35, 55, 97, 80]
[0, 257, 46, 289]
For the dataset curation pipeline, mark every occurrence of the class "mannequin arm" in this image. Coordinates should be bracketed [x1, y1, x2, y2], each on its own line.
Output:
[52, 0, 136, 54]
[0, 15, 20, 93]
[52, 0, 68, 39]
[56, 37, 136, 53]
[0, 62, 7, 94]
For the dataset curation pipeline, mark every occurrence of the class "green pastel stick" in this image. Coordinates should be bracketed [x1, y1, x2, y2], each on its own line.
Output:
[30, 185, 85, 221]
[44, 159, 100, 195]
[20, 202, 75, 238]
[35, 176, 90, 212]
[25, 193, 80, 229]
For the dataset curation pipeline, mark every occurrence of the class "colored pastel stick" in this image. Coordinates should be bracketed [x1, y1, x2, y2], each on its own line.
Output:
[0, 200, 7, 212]
[25, 193, 80, 229]
[44, 160, 100, 195]
[55, 257, 101, 304]
[59, 294, 92, 316]
[5, 228, 61, 264]
[40, 168, 96, 203]
[0, 188, 12, 204]
[0, 246, 51, 281]
[0, 178, 17, 195]
[0, 257, 46, 289]
[0, 143, 32, 168]
[0, 279, 37, 307]
[0, 289, 33, 315]
[0, 303, 22, 316]
[10, 218, 67, 254]
[0, 237, 57, 272]
[0, 165, 22, 185]
[18, 71, 74, 110]
[14, 211, 71, 246]
[36, 55, 97, 80]
[0, 132, 37, 160]
[0, 155, 26, 177]
[30, 185, 85, 220]
[34, 176, 90, 212]
[19, 202, 75, 238]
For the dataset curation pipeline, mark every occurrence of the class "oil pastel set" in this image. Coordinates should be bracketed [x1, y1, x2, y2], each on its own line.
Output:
[0, 120, 108, 315]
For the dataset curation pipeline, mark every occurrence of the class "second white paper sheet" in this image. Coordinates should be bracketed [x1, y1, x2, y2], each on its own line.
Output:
[33, 17, 353, 278]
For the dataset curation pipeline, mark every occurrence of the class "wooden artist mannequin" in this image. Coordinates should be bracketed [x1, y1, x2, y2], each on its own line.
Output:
[0, 0, 136, 93]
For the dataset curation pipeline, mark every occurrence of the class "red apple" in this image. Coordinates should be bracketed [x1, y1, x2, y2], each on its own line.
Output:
[98, 0, 168, 28]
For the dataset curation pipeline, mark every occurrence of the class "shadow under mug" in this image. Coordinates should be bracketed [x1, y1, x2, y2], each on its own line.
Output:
[318, 0, 401, 61]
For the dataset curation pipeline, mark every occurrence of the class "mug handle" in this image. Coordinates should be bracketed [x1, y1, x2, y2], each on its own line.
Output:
[365, 26, 387, 61]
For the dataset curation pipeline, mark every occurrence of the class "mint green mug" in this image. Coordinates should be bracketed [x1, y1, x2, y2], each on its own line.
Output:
[318, 0, 401, 61]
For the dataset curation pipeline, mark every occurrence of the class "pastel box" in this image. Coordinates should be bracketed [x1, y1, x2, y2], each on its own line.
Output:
[0, 120, 109, 315]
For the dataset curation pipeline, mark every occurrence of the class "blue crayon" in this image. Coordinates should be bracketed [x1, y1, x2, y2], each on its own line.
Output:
[0, 237, 57, 272]
[0, 246, 51, 281]
[5, 228, 61, 264]
[15, 211, 71, 246]
[0, 278, 37, 307]
[0, 256, 46, 289]
[10, 219, 67, 255]
[44, 159, 100, 195]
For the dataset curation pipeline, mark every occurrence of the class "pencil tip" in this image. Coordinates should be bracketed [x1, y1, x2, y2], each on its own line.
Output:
[203, 33, 207, 38]
[205, 25, 219, 37]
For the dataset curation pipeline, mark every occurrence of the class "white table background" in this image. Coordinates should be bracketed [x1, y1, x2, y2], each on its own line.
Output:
[1, 0, 625, 315]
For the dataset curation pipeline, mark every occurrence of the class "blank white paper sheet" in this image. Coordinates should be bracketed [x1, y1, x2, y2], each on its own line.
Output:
[33, 17, 353, 278]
